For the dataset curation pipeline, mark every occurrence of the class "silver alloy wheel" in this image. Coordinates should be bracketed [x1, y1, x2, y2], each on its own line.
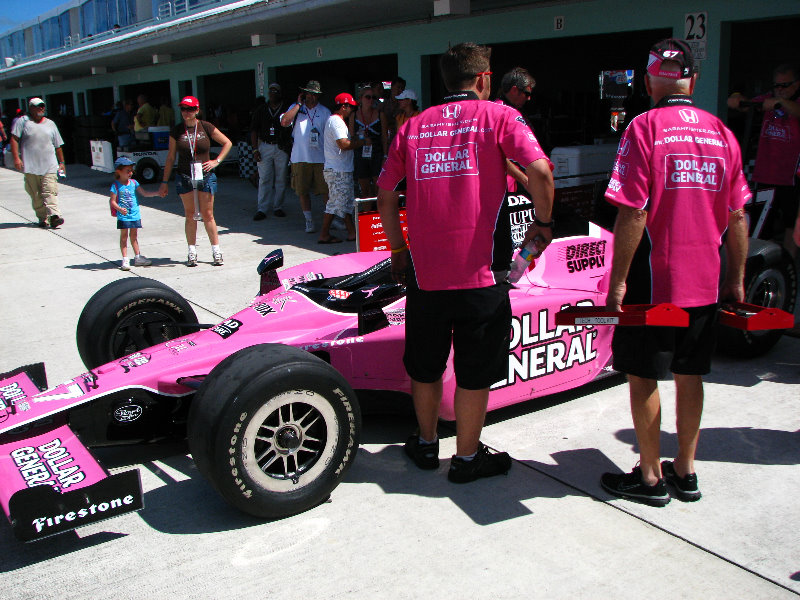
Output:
[242, 390, 339, 493]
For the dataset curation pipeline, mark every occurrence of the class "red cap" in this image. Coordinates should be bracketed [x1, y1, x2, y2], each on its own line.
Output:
[334, 93, 357, 106]
[179, 96, 200, 108]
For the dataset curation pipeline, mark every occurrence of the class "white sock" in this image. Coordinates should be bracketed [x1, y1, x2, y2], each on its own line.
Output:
[212, 245, 221, 254]
[303, 211, 313, 222]
[455, 451, 477, 461]
[418, 436, 437, 445]
[135, 254, 142, 259]
[188, 245, 197, 255]
[122, 257, 129, 264]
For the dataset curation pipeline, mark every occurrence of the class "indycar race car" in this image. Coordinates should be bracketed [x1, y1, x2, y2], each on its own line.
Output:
[0, 216, 795, 542]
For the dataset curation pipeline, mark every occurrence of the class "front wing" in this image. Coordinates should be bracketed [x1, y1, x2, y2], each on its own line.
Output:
[0, 365, 143, 542]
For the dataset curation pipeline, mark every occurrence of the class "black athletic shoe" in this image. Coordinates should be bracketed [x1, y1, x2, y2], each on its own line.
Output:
[274, 209, 287, 217]
[404, 434, 439, 470]
[253, 211, 267, 221]
[661, 460, 701, 501]
[49, 215, 64, 229]
[600, 466, 671, 506]
[448, 442, 511, 483]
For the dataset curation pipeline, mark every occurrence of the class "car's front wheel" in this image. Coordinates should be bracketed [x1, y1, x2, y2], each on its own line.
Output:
[187, 344, 361, 519]
[76, 278, 199, 369]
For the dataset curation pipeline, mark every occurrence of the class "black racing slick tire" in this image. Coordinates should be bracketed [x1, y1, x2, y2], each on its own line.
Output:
[718, 251, 797, 357]
[187, 344, 361, 519]
[76, 278, 199, 369]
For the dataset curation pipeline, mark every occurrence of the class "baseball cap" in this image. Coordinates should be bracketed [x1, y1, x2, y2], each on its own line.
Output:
[395, 89, 417, 101]
[178, 95, 200, 108]
[114, 156, 135, 167]
[29, 97, 45, 107]
[268, 82, 281, 91]
[335, 93, 357, 106]
[647, 38, 696, 80]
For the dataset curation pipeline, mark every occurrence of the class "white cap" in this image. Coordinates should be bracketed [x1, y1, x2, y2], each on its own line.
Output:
[395, 89, 417, 101]
[29, 97, 45, 106]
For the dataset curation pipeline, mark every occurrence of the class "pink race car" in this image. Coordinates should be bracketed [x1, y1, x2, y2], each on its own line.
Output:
[0, 217, 793, 541]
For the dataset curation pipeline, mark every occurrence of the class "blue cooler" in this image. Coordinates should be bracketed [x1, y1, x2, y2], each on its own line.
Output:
[149, 126, 170, 150]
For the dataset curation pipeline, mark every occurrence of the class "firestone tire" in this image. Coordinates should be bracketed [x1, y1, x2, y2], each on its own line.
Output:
[718, 253, 797, 357]
[187, 344, 361, 520]
[76, 278, 198, 369]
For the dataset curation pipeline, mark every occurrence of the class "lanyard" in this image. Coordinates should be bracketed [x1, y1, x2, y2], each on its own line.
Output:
[306, 106, 319, 129]
[186, 122, 199, 159]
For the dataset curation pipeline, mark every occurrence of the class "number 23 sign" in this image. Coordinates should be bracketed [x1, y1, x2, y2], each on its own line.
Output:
[685, 11, 707, 60]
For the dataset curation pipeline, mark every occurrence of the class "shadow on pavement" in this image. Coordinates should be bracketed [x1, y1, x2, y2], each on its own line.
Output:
[0, 529, 128, 572]
[614, 427, 800, 466]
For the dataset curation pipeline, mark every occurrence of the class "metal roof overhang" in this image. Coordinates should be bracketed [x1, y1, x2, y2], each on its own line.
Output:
[0, 0, 562, 87]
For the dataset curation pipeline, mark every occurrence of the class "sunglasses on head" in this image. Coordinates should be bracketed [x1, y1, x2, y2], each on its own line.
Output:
[180, 106, 198, 111]
[774, 81, 797, 89]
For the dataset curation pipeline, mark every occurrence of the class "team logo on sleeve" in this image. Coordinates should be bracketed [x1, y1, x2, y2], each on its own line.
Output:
[617, 138, 630, 157]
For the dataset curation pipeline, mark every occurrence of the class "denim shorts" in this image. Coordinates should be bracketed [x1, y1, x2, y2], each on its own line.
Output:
[117, 219, 142, 229]
[176, 172, 218, 195]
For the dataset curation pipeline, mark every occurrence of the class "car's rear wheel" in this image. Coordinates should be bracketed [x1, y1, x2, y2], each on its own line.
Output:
[76, 278, 199, 369]
[187, 343, 361, 519]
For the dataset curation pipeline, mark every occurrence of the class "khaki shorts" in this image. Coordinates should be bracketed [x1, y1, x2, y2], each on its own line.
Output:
[291, 162, 328, 196]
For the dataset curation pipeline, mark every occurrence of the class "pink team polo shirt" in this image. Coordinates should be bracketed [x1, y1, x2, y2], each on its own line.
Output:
[751, 93, 800, 186]
[605, 95, 751, 307]
[377, 92, 550, 290]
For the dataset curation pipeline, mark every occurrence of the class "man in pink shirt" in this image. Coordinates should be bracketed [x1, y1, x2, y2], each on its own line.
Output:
[601, 39, 750, 506]
[728, 64, 800, 257]
[377, 42, 553, 483]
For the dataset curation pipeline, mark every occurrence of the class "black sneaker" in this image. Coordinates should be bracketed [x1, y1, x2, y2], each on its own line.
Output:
[274, 209, 287, 217]
[253, 211, 267, 221]
[448, 442, 511, 483]
[661, 461, 701, 501]
[37, 220, 47, 228]
[600, 466, 670, 506]
[404, 434, 439, 470]
[49, 215, 64, 229]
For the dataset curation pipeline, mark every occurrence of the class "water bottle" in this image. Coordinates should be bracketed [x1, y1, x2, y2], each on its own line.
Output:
[508, 237, 543, 283]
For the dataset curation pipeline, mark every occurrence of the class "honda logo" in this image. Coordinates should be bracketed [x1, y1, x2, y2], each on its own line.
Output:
[442, 104, 461, 119]
[678, 109, 699, 124]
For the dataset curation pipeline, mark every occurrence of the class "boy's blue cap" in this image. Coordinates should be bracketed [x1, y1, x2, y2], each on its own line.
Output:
[114, 156, 135, 167]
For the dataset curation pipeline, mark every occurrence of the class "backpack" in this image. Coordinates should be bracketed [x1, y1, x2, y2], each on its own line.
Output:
[110, 180, 121, 217]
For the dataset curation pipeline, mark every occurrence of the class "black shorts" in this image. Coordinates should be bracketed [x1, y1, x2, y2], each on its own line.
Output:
[612, 304, 718, 380]
[354, 147, 384, 180]
[403, 276, 512, 390]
